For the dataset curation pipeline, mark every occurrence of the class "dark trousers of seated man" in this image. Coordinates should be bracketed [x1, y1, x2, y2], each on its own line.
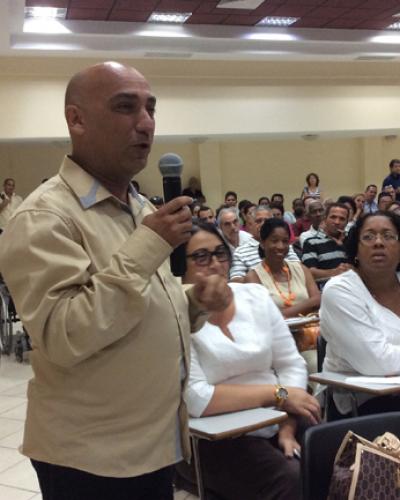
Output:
[31, 460, 173, 500]
[198, 435, 300, 500]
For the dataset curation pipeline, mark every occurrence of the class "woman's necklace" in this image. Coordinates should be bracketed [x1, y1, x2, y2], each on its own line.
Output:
[262, 261, 296, 307]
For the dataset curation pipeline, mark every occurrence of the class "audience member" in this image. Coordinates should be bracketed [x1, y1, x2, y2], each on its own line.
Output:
[258, 195, 270, 206]
[0, 178, 23, 232]
[388, 201, 400, 215]
[245, 218, 320, 319]
[183, 222, 320, 500]
[382, 158, 400, 202]
[230, 206, 299, 282]
[301, 173, 323, 201]
[302, 203, 350, 282]
[378, 191, 393, 211]
[224, 190, 238, 207]
[363, 184, 378, 214]
[245, 218, 321, 373]
[0, 62, 233, 500]
[217, 207, 252, 253]
[271, 193, 284, 205]
[239, 200, 256, 231]
[198, 205, 216, 224]
[182, 176, 205, 203]
[337, 195, 357, 233]
[321, 212, 400, 417]
[270, 202, 296, 243]
[299, 200, 324, 248]
[284, 198, 304, 225]
[352, 192, 365, 221]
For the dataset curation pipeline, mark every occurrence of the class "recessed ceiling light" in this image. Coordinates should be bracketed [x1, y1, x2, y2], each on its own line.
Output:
[24, 7, 67, 19]
[387, 22, 400, 30]
[392, 12, 400, 18]
[257, 16, 299, 27]
[148, 12, 191, 24]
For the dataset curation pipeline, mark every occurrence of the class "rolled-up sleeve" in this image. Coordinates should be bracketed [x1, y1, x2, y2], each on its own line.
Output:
[0, 209, 172, 368]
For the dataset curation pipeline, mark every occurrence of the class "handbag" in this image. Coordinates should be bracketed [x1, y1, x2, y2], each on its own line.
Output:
[328, 431, 400, 500]
[294, 313, 320, 352]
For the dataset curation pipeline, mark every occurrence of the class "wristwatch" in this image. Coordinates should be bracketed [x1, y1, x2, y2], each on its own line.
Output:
[274, 385, 288, 408]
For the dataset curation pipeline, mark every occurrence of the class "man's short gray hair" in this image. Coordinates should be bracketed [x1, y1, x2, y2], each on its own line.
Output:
[217, 207, 239, 227]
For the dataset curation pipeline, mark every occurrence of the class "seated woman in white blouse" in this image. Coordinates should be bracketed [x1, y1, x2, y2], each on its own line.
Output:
[321, 211, 400, 417]
[182, 222, 320, 500]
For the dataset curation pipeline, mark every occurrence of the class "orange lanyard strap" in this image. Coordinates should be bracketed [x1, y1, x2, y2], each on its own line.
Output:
[262, 261, 296, 307]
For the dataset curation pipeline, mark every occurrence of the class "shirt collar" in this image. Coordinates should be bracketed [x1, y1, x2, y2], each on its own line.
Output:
[59, 156, 145, 216]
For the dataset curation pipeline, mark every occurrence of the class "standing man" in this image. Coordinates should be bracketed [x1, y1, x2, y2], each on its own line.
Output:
[382, 159, 400, 202]
[363, 184, 378, 214]
[0, 62, 232, 500]
[0, 178, 23, 232]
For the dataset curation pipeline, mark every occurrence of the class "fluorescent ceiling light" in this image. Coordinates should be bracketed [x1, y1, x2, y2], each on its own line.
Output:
[23, 18, 71, 34]
[148, 12, 191, 24]
[246, 33, 295, 41]
[217, 0, 265, 8]
[24, 7, 67, 19]
[371, 34, 400, 43]
[257, 16, 299, 27]
[137, 30, 189, 38]
[387, 22, 400, 30]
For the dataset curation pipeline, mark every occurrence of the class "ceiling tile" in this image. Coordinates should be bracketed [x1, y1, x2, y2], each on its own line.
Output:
[356, 18, 397, 29]
[376, 7, 400, 20]
[361, 0, 399, 8]
[109, 10, 150, 21]
[195, 1, 220, 14]
[113, 0, 159, 11]
[291, 17, 327, 27]
[340, 8, 383, 20]
[280, 0, 328, 5]
[306, 6, 351, 18]
[252, 3, 284, 16]
[70, 0, 114, 8]
[186, 13, 228, 24]
[155, 0, 202, 12]
[269, 5, 317, 16]
[26, 0, 69, 6]
[324, 0, 364, 6]
[222, 14, 263, 25]
[67, 8, 109, 20]
[325, 18, 360, 28]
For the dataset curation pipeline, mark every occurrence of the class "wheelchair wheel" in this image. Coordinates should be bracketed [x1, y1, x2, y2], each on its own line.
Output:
[0, 293, 13, 355]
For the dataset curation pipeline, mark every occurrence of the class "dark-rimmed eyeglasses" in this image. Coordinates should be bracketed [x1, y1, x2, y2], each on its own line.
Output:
[187, 245, 230, 266]
[360, 231, 399, 245]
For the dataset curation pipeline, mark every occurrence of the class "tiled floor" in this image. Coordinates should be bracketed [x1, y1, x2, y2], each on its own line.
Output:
[0, 351, 197, 500]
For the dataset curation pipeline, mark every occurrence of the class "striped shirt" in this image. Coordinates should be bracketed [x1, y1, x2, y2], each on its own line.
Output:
[302, 230, 347, 270]
[230, 238, 299, 279]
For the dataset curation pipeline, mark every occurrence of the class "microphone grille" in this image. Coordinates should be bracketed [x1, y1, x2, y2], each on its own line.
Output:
[158, 153, 183, 177]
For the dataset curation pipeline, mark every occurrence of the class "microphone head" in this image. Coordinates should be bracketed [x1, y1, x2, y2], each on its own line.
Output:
[158, 153, 183, 178]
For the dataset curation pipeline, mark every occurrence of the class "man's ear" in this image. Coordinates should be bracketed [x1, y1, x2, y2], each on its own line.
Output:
[65, 105, 85, 136]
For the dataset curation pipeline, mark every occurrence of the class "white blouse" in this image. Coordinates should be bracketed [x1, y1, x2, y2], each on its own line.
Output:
[321, 269, 400, 413]
[186, 283, 307, 435]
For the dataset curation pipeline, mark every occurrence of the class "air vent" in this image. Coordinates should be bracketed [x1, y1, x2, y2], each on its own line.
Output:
[356, 55, 396, 61]
[144, 52, 192, 58]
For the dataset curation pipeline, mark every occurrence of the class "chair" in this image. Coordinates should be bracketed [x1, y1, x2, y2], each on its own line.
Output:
[301, 412, 400, 500]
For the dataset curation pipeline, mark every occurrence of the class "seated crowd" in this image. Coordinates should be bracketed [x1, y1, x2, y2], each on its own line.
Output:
[170, 165, 400, 499]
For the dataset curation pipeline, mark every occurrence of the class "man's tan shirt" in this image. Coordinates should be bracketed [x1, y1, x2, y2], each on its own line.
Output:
[0, 157, 195, 477]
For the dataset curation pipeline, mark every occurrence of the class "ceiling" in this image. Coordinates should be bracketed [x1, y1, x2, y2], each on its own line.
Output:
[0, 0, 399, 63]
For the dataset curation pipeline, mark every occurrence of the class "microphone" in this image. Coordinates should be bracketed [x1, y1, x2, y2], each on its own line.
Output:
[158, 153, 187, 277]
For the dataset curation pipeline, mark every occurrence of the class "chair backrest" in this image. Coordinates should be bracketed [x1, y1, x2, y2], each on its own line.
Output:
[301, 412, 400, 500]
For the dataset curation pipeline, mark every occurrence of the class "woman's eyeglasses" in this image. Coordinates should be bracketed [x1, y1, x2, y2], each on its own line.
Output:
[360, 231, 399, 245]
[187, 245, 230, 266]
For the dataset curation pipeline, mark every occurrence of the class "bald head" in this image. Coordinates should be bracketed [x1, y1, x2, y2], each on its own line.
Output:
[65, 62, 146, 108]
[64, 61, 156, 191]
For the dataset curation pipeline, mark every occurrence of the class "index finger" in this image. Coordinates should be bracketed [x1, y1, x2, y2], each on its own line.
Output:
[159, 196, 193, 215]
